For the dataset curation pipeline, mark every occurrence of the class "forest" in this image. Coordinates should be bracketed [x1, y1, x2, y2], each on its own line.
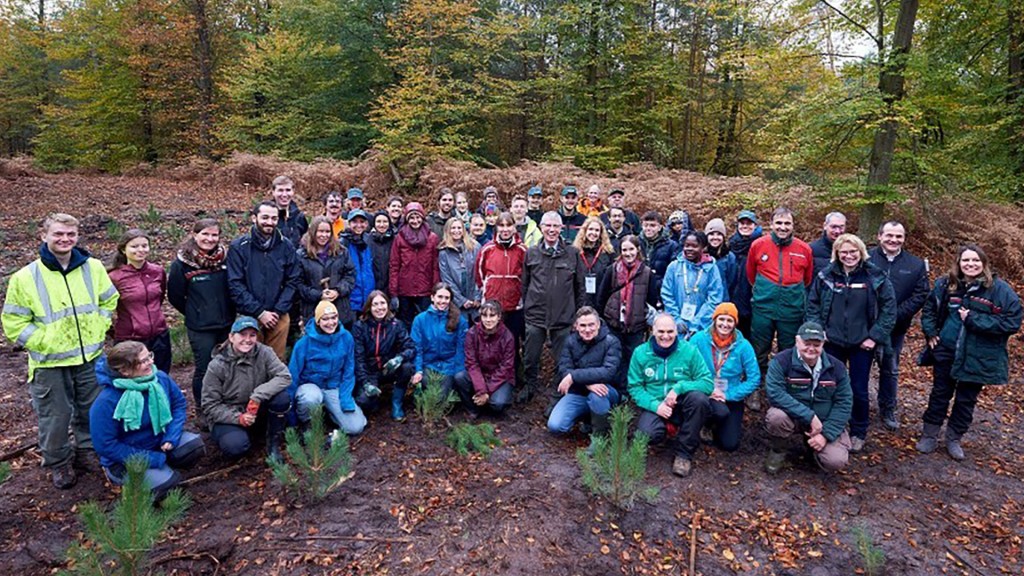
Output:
[0, 0, 1022, 209]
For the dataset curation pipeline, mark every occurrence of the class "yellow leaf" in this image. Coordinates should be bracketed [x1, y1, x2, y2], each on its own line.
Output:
[723, 549, 736, 561]
[601, 545, 611, 555]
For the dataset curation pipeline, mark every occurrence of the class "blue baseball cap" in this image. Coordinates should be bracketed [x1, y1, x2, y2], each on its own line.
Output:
[347, 208, 369, 222]
[737, 209, 758, 224]
[561, 186, 578, 197]
[231, 316, 259, 334]
[528, 186, 543, 197]
[347, 187, 364, 200]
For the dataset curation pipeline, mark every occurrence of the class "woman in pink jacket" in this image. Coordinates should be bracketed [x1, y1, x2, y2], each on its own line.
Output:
[108, 229, 171, 373]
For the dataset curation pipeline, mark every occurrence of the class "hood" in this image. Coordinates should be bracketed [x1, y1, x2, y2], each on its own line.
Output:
[679, 252, 716, 269]
[39, 243, 90, 274]
[95, 355, 115, 389]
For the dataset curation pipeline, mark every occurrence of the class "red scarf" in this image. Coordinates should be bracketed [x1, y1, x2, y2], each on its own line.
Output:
[615, 259, 640, 321]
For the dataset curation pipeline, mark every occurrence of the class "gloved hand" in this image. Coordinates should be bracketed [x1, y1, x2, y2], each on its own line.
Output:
[363, 383, 382, 397]
[382, 355, 404, 376]
[246, 399, 260, 415]
[390, 297, 400, 312]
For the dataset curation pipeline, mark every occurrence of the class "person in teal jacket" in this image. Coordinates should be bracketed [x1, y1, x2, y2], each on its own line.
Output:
[689, 302, 760, 452]
[410, 283, 469, 397]
[661, 231, 723, 339]
[629, 314, 714, 478]
[289, 301, 366, 435]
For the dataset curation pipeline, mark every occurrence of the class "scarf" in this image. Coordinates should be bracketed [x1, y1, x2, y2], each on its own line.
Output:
[651, 338, 678, 359]
[712, 330, 735, 350]
[178, 245, 226, 280]
[316, 246, 330, 265]
[399, 223, 430, 248]
[252, 226, 275, 250]
[771, 232, 792, 247]
[497, 235, 515, 248]
[708, 242, 729, 261]
[729, 231, 759, 257]
[112, 367, 173, 436]
[615, 259, 640, 323]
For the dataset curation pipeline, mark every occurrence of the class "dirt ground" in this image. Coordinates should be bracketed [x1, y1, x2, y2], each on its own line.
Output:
[0, 159, 1022, 575]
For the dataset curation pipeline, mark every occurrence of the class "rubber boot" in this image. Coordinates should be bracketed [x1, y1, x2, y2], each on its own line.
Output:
[391, 386, 406, 422]
[586, 413, 610, 456]
[945, 429, 965, 461]
[916, 422, 942, 454]
[266, 406, 288, 464]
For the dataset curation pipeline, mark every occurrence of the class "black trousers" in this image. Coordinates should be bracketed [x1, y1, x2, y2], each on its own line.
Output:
[635, 391, 710, 459]
[923, 361, 984, 436]
[708, 399, 744, 452]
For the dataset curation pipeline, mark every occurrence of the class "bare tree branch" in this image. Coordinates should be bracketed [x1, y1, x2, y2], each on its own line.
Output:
[818, 0, 880, 48]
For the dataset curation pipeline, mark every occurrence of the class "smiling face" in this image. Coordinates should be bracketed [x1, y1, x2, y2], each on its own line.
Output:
[608, 209, 625, 230]
[388, 200, 404, 221]
[124, 236, 150, 267]
[272, 182, 294, 208]
[469, 216, 487, 237]
[371, 294, 389, 320]
[824, 215, 847, 241]
[737, 218, 756, 236]
[229, 328, 259, 355]
[641, 220, 661, 240]
[583, 221, 602, 244]
[448, 219, 464, 241]
[496, 220, 515, 241]
[456, 195, 469, 213]
[124, 347, 155, 378]
[510, 198, 528, 221]
[561, 192, 578, 211]
[541, 219, 562, 244]
[313, 222, 333, 248]
[620, 240, 639, 263]
[480, 308, 500, 331]
[195, 225, 220, 252]
[714, 314, 736, 338]
[770, 213, 793, 240]
[406, 212, 423, 229]
[43, 222, 79, 258]
[325, 194, 343, 217]
[682, 235, 704, 262]
[438, 193, 455, 214]
[837, 241, 862, 271]
[607, 192, 624, 208]
[586, 185, 601, 202]
[253, 205, 279, 236]
[374, 214, 391, 234]
[431, 287, 452, 311]
[707, 230, 724, 248]
[795, 336, 823, 365]
[652, 315, 678, 348]
[317, 310, 339, 334]
[349, 217, 368, 235]
[877, 223, 905, 256]
[959, 249, 984, 279]
[575, 313, 600, 342]
[528, 195, 542, 210]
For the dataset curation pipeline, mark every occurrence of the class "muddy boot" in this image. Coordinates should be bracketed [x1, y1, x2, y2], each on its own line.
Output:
[945, 430, 965, 461]
[916, 422, 942, 454]
[764, 450, 791, 475]
[672, 456, 693, 478]
[586, 413, 610, 456]
[391, 387, 406, 422]
[51, 463, 77, 489]
[266, 407, 288, 464]
[745, 390, 762, 412]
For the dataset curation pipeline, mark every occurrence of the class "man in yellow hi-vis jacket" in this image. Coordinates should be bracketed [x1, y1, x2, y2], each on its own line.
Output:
[2, 213, 118, 489]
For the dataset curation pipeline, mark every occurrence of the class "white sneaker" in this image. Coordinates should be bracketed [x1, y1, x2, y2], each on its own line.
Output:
[849, 436, 865, 453]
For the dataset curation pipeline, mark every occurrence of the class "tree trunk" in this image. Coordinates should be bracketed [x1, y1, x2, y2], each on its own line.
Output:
[185, 0, 214, 159]
[1009, 2, 1023, 195]
[863, 0, 918, 241]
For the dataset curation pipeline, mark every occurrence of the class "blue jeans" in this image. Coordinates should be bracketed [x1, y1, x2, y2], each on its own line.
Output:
[295, 384, 367, 435]
[825, 343, 875, 439]
[547, 388, 621, 434]
[877, 331, 906, 412]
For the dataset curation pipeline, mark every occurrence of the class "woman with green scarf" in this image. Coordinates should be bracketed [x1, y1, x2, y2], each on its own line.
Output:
[90, 341, 204, 499]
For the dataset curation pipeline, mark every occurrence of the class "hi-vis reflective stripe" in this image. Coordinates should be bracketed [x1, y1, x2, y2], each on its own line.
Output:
[27, 261, 104, 323]
[28, 340, 103, 363]
[2, 303, 33, 316]
[15, 323, 37, 346]
[28, 262, 53, 320]
[99, 285, 117, 302]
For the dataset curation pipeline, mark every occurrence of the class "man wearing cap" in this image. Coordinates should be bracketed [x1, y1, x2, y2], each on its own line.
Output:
[522, 211, 586, 404]
[810, 212, 847, 275]
[340, 209, 376, 324]
[601, 187, 641, 235]
[526, 185, 545, 224]
[289, 301, 366, 437]
[764, 321, 853, 473]
[343, 187, 366, 219]
[270, 175, 308, 247]
[557, 186, 587, 242]
[227, 201, 301, 362]
[579, 184, 607, 217]
[868, 220, 929, 430]
[629, 313, 714, 478]
[323, 190, 346, 238]
[745, 206, 813, 374]
[426, 188, 456, 237]
[202, 315, 292, 462]
[2, 212, 119, 488]
[729, 210, 762, 338]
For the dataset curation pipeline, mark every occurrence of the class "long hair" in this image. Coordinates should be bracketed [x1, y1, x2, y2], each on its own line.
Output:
[300, 216, 342, 258]
[359, 290, 395, 322]
[178, 218, 221, 259]
[111, 229, 150, 269]
[432, 283, 462, 333]
[573, 217, 614, 255]
[616, 235, 644, 263]
[440, 217, 479, 251]
[946, 244, 994, 291]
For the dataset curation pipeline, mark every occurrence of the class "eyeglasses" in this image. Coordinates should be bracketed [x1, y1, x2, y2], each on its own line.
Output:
[138, 351, 155, 365]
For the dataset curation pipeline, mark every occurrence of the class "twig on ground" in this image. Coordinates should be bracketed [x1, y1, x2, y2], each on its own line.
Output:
[0, 441, 36, 462]
[944, 544, 992, 576]
[689, 512, 699, 576]
[180, 463, 245, 486]
[152, 551, 221, 576]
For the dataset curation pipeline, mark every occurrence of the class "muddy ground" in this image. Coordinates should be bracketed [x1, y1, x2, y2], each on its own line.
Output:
[0, 161, 1021, 575]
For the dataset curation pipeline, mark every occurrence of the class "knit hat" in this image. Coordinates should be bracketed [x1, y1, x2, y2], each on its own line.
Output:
[484, 203, 499, 215]
[315, 301, 338, 325]
[704, 218, 727, 236]
[404, 202, 425, 218]
[668, 210, 688, 226]
[712, 302, 739, 323]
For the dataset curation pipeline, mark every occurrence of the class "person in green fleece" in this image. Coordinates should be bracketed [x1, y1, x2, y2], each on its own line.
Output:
[628, 313, 714, 478]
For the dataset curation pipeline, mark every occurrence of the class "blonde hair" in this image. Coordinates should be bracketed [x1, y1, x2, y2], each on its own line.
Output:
[830, 233, 868, 263]
[41, 213, 79, 233]
[440, 217, 478, 251]
[573, 217, 615, 255]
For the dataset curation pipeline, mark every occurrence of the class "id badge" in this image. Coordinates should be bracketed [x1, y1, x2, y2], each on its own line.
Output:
[586, 274, 597, 294]
[714, 378, 728, 395]
[681, 302, 697, 321]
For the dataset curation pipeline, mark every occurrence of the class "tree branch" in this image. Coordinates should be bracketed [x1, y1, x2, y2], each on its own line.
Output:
[818, 0, 879, 47]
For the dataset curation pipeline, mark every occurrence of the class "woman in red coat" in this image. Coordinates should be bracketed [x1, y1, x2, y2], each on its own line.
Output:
[389, 202, 440, 328]
[108, 229, 171, 373]
[474, 213, 528, 378]
[455, 300, 516, 417]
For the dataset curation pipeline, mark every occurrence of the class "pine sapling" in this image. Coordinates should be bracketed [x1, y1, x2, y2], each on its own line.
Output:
[413, 369, 458, 433]
[577, 404, 658, 510]
[851, 524, 886, 576]
[268, 405, 353, 503]
[63, 456, 190, 576]
[0, 463, 10, 486]
[446, 422, 501, 457]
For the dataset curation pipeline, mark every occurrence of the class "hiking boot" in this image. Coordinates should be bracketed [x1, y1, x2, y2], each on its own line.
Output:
[916, 422, 942, 454]
[515, 386, 534, 405]
[745, 393, 761, 412]
[880, 409, 900, 431]
[849, 436, 865, 453]
[671, 456, 693, 478]
[391, 388, 406, 422]
[699, 426, 714, 444]
[764, 450, 791, 475]
[946, 430, 965, 461]
[51, 464, 77, 489]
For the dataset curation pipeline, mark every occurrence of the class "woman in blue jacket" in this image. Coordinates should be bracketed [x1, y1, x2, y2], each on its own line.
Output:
[661, 231, 724, 339]
[289, 301, 366, 435]
[690, 303, 760, 452]
[90, 341, 204, 499]
[410, 283, 469, 397]
[353, 291, 417, 421]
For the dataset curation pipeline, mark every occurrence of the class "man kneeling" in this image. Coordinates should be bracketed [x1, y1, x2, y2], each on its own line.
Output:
[764, 321, 853, 473]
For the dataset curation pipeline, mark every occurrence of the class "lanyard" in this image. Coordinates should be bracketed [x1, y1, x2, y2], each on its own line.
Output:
[374, 323, 383, 370]
[682, 263, 703, 294]
[712, 344, 732, 377]
[580, 249, 600, 273]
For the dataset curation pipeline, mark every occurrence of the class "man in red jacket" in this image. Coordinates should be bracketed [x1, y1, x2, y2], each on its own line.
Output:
[745, 207, 814, 374]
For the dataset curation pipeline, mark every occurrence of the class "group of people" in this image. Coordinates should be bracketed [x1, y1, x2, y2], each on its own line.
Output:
[2, 177, 1021, 496]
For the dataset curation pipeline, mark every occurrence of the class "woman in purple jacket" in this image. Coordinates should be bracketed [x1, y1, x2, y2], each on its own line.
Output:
[454, 300, 515, 417]
[109, 229, 171, 373]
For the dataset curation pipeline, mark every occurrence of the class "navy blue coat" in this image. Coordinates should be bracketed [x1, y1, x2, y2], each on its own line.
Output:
[557, 324, 622, 394]
[868, 247, 929, 335]
[276, 201, 308, 248]
[352, 317, 416, 388]
[227, 228, 300, 317]
[640, 230, 677, 298]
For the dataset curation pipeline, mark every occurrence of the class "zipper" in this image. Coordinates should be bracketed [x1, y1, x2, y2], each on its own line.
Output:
[63, 273, 88, 364]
